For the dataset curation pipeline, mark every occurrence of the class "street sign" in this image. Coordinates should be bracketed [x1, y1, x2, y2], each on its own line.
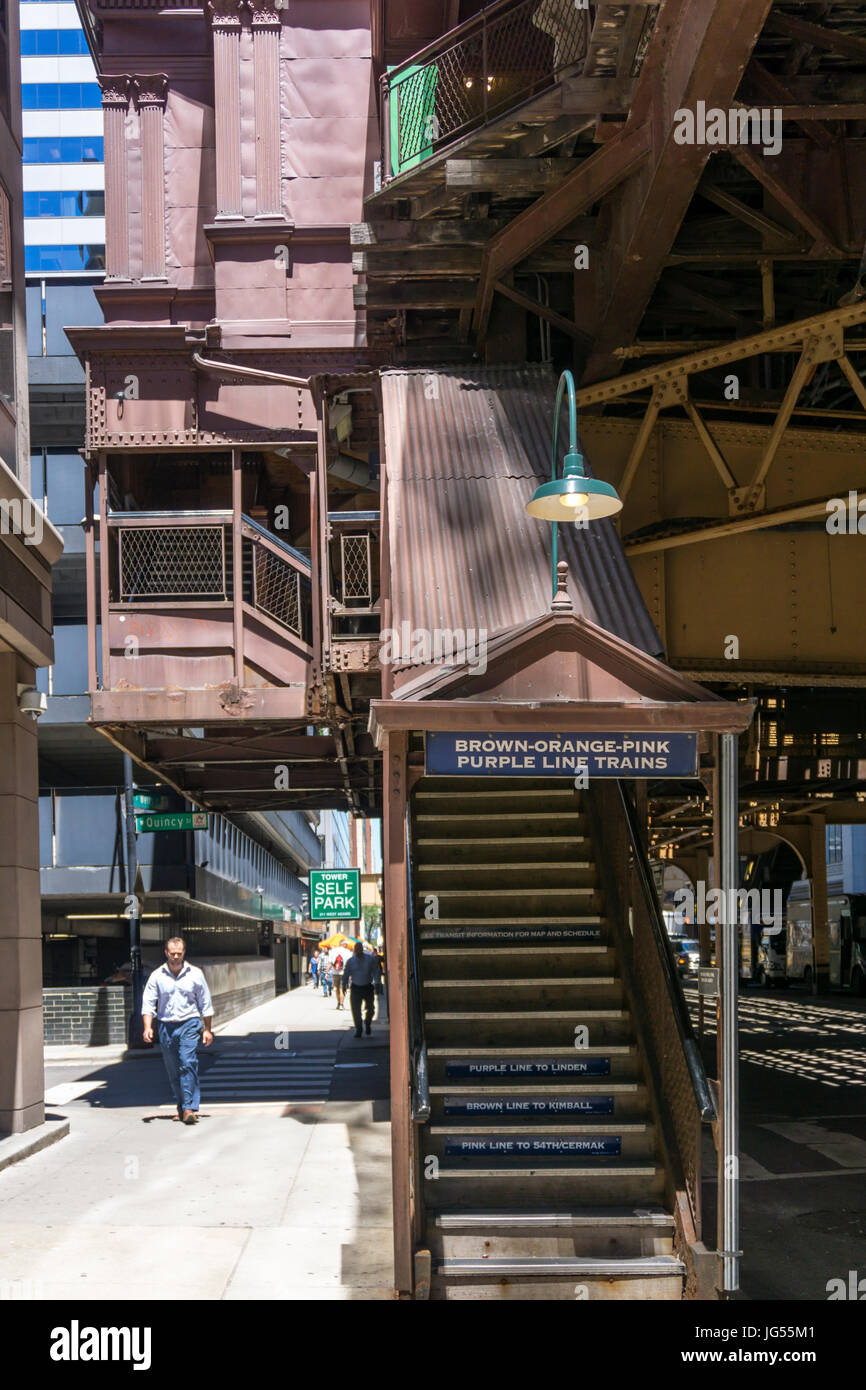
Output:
[699, 967, 720, 999]
[135, 811, 208, 833]
[310, 869, 361, 920]
[133, 792, 171, 811]
[426, 731, 698, 777]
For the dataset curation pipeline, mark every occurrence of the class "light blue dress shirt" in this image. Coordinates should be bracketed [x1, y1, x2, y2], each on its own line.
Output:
[142, 962, 214, 1023]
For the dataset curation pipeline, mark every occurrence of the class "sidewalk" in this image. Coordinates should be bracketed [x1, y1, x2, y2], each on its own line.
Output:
[0, 986, 393, 1301]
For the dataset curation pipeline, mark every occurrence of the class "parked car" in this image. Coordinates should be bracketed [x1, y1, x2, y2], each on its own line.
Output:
[673, 938, 700, 977]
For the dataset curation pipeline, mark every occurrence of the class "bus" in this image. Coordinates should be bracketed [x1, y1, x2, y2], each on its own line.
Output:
[785, 889, 866, 993]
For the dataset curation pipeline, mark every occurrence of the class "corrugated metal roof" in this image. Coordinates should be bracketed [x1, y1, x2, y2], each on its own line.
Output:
[381, 366, 662, 664]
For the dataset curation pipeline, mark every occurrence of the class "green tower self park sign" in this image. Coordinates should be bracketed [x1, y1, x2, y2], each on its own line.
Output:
[310, 869, 361, 920]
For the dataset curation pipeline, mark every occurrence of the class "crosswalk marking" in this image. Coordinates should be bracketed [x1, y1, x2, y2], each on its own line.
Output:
[199, 1048, 339, 1103]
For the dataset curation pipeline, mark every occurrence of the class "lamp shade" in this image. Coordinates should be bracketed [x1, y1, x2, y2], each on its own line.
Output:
[525, 445, 623, 521]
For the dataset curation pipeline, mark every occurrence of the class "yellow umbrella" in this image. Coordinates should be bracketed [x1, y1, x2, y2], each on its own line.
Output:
[318, 932, 361, 950]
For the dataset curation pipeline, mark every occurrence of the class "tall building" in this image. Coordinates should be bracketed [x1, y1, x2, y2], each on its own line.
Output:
[19, 0, 104, 277]
[0, 0, 60, 1135]
[16, 0, 338, 1043]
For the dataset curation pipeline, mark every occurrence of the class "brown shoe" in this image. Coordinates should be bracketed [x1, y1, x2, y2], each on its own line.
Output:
[182, 1110, 198, 1125]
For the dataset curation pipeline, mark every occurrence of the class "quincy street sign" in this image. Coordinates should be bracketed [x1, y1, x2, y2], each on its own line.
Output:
[135, 811, 209, 833]
[310, 869, 361, 920]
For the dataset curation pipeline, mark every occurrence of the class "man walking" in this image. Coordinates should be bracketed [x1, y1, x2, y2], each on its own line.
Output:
[142, 937, 213, 1125]
[343, 942, 381, 1038]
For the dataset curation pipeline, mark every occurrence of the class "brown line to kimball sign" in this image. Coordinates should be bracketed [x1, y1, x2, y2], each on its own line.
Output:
[425, 732, 698, 778]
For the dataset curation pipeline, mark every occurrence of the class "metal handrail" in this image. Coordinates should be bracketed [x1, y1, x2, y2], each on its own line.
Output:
[108, 510, 313, 640]
[616, 780, 717, 1124]
[381, 0, 590, 181]
[241, 513, 311, 573]
[405, 809, 430, 1124]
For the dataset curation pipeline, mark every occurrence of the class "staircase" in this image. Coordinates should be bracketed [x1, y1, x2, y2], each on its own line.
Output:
[411, 776, 686, 1300]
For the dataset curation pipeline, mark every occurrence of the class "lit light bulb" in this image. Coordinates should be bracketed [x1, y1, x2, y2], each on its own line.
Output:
[560, 491, 589, 509]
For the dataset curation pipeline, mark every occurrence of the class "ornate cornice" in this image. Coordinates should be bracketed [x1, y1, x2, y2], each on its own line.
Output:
[132, 74, 169, 107]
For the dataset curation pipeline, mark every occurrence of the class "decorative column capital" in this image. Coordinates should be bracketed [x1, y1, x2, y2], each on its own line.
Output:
[207, 0, 245, 29]
[98, 76, 131, 108]
[248, 2, 282, 29]
[132, 74, 169, 108]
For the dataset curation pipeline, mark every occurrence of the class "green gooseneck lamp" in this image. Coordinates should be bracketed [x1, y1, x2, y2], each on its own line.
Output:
[525, 369, 624, 598]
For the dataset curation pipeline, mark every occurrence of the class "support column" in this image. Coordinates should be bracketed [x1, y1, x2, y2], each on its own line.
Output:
[98, 78, 131, 280]
[208, 0, 244, 218]
[250, 3, 282, 217]
[231, 448, 244, 684]
[809, 815, 830, 992]
[0, 654, 44, 1135]
[383, 730, 412, 1296]
[716, 733, 740, 1296]
[134, 76, 168, 281]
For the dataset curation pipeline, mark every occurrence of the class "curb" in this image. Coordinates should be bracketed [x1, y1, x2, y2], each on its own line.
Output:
[0, 1117, 70, 1174]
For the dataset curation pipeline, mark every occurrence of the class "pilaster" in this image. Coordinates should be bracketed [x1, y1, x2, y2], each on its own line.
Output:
[208, 0, 244, 219]
[133, 76, 169, 281]
[99, 77, 131, 281]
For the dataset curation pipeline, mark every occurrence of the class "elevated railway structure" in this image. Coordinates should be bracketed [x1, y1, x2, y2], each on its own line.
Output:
[65, 0, 866, 1295]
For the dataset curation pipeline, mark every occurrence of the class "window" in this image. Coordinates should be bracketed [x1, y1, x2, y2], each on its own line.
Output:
[20, 29, 90, 55]
[0, 0, 9, 125]
[23, 136, 104, 163]
[24, 244, 105, 273]
[21, 83, 102, 109]
[0, 181, 14, 412]
[23, 190, 105, 218]
[826, 825, 843, 865]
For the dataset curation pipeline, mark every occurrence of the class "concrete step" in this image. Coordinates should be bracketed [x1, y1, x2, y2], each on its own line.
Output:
[430, 1083, 649, 1121]
[423, 978, 624, 1011]
[431, 1254, 685, 1300]
[418, 919, 606, 944]
[427, 1046, 642, 1085]
[414, 788, 582, 818]
[430, 1206, 675, 1261]
[420, 888, 604, 914]
[427, 1123, 656, 1163]
[424, 1009, 633, 1047]
[416, 835, 593, 865]
[425, 1164, 667, 1212]
[420, 945, 616, 980]
[416, 862, 598, 890]
[415, 812, 589, 839]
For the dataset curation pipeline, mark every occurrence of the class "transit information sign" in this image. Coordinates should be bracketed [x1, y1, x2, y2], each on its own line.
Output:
[310, 869, 361, 920]
[426, 731, 698, 778]
[135, 811, 209, 833]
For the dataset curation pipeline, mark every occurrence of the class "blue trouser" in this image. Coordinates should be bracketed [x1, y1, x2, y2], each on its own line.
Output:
[158, 1017, 202, 1113]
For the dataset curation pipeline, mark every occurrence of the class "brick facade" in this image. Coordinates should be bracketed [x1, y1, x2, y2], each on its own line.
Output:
[42, 986, 128, 1045]
[42, 959, 276, 1044]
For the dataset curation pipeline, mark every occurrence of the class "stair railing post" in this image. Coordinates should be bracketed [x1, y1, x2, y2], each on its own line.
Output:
[717, 732, 740, 1294]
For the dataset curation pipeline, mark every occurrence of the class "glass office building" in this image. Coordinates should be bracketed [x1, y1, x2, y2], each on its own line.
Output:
[19, 0, 104, 275]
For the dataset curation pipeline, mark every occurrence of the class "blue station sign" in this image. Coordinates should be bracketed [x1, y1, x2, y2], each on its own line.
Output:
[426, 731, 698, 778]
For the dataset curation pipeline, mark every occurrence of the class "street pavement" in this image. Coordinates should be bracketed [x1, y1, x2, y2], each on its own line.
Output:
[692, 980, 866, 1300]
[0, 984, 393, 1301]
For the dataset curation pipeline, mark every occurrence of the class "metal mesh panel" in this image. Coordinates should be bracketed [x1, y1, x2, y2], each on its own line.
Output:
[341, 533, 372, 604]
[391, 0, 589, 171]
[252, 543, 302, 635]
[592, 783, 702, 1232]
[117, 526, 226, 600]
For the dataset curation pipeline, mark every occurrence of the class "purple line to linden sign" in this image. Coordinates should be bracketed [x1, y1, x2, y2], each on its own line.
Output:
[425, 732, 699, 778]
